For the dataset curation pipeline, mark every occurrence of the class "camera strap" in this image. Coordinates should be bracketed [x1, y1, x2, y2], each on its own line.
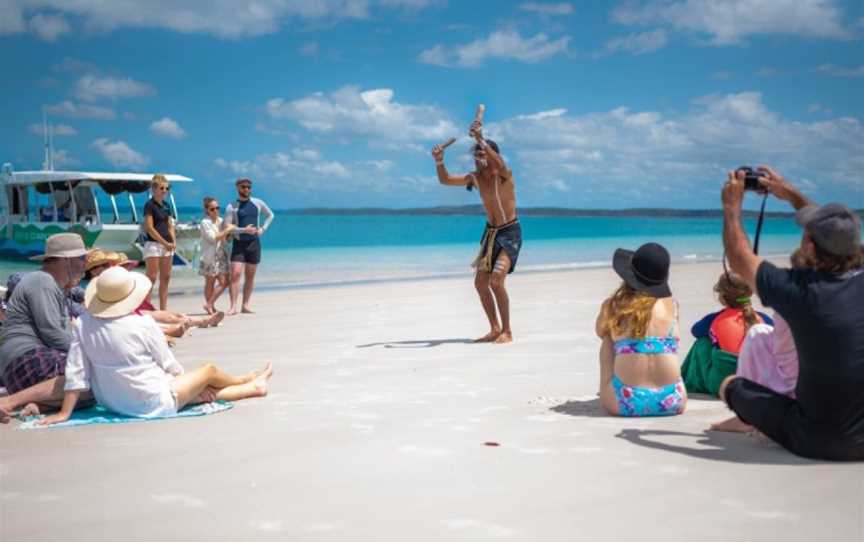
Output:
[752, 192, 768, 256]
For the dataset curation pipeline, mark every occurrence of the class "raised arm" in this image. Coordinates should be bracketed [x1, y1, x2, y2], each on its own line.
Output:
[431, 144, 471, 187]
[722, 171, 763, 292]
[469, 121, 508, 175]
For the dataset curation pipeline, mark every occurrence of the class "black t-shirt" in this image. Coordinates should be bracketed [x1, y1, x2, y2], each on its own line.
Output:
[143, 198, 174, 243]
[236, 199, 259, 242]
[757, 261, 864, 436]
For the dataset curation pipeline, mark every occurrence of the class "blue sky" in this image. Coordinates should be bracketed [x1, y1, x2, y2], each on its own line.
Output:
[1, 0, 862, 211]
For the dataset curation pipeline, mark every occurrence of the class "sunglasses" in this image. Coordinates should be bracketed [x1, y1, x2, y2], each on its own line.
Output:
[238, 185, 251, 190]
[208, 206, 219, 211]
[157, 186, 171, 192]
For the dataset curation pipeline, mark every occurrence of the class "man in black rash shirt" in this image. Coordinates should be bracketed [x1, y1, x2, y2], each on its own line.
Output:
[224, 178, 274, 315]
[718, 165, 864, 461]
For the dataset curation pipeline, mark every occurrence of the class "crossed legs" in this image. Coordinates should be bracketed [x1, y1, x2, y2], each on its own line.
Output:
[171, 362, 273, 409]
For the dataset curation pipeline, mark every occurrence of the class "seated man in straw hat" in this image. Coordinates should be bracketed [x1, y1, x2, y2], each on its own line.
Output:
[0, 233, 93, 415]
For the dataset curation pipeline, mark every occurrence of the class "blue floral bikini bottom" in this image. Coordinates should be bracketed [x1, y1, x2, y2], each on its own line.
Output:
[611, 375, 686, 417]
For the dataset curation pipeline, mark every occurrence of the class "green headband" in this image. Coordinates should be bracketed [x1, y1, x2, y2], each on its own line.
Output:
[736, 296, 751, 304]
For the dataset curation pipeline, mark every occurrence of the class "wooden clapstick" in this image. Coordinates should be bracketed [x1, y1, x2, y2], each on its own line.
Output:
[439, 137, 456, 149]
[474, 104, 485, 124]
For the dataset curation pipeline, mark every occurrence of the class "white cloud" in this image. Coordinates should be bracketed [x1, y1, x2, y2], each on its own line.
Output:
[0, 1, 27, 35]
[0, 0, 434, 39]
[52, 149, 81, 168]
[75, 74, 156, 102]
[150, 117, 187, 139]
[265, 85, 456, 141]
[418, 29, 570, 67]
[816, 64, 864, 78]
[45, 100, 116, 120]
[91, 138, 149, 169]
[484, 92, 863, 196]
[215, 148, 417, 193]
[28, 13, 70, 41]
[613, 0, 852, 45]
[604, 29, 668, 55]
[518, 2, 574, 16]
[28, 123, 77, 136]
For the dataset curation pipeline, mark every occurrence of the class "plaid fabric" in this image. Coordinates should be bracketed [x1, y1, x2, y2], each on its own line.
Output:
[2, 346, 67, 393]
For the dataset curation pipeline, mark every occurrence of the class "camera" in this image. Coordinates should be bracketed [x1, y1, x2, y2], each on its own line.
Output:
[737, 166, 767, 192]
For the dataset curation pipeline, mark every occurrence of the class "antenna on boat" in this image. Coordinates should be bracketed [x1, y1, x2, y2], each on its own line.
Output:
[42, 108, 50, 170]
[42, 107, 55, 171]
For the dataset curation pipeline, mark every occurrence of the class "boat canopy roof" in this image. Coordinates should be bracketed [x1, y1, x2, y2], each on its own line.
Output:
[3, 170, 193, 186]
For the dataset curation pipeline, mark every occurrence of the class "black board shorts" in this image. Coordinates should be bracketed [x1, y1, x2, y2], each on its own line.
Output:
[230, 237, 261, 265]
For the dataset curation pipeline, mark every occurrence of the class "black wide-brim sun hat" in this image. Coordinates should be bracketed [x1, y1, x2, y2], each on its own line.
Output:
[612, 242, 672, 298]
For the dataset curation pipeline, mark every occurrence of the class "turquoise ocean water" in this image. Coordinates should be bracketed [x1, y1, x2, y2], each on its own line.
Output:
[0, 213, 805, 291]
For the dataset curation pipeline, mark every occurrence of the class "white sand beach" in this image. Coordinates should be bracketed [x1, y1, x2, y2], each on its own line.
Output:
[2, 261, 862, 541]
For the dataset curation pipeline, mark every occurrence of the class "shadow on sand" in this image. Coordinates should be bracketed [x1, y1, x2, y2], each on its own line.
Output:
[356, 338, 475, 349]
[615, 429, 824, 465]
[550, 398, 608, 418]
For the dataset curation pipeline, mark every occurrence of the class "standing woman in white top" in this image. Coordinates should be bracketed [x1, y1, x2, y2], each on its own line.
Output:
[199, 197, 240, 315]
[36, 266, 273, 425]
[142, 174, 176, 310]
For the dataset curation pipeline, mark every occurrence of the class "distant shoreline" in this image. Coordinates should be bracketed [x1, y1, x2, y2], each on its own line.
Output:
[183, 205, 861, 219]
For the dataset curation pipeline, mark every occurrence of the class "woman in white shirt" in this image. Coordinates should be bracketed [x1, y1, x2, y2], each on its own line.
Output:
[37, 267, 273, 424]
[199, 197, 241, 315]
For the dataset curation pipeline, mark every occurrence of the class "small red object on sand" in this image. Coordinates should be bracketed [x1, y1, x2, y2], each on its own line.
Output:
[483, 442, 500, 447]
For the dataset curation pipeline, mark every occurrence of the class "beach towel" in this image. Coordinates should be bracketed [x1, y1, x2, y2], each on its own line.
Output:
[680, 336, 739, 397]
[17, 401, 233, 430]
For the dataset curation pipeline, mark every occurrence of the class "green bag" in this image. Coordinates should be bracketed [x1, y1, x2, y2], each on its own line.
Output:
[680, 336, 739, 397]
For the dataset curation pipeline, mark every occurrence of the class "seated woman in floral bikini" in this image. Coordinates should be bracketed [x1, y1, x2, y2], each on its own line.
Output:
[595, 242, 687, 417]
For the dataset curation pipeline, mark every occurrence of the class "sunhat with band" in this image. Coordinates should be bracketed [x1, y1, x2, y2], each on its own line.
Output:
[612, 242, 672, 298]
[85, 249, 123, 272]
[28, 233, 88, 261]
[85, 266, 152, 319]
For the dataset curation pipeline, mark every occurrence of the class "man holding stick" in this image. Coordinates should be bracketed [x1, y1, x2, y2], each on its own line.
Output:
[431, 107, 522, 344]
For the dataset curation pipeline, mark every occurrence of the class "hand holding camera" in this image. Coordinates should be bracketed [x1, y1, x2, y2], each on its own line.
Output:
[736, 166, 768, 193]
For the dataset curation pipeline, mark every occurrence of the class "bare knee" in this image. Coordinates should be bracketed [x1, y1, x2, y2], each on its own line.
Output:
[201, 362, 217, 376]
[490, 273, 506, 292]
[474, 273, 490, 292]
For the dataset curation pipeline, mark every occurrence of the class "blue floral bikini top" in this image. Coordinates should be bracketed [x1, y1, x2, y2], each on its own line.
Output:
[613, 303, 679, 355]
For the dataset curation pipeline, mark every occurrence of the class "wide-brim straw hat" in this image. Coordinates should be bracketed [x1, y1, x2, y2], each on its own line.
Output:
[612, 242, 672, 298]
[29, 233, 88, 261]
[85, 249, 123, 272]
[85, 266, 152, 319]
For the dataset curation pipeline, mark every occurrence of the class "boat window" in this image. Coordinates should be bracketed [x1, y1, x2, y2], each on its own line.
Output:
[73, 185, 98, 225]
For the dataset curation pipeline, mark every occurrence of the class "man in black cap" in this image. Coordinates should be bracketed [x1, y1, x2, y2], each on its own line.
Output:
[719, 166, 864, 460]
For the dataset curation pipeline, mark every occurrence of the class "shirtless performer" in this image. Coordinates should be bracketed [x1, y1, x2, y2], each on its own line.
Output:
[432, 119, 522, 344]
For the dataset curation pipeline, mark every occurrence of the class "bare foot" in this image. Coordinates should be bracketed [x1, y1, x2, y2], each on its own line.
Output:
[203, 304, 214, 315]
[241, 306, 255, 314]
[250, 364, 274, 397]
[709, 416, 754, 433]
[20, 402, 41, 417]
[208, 311, 225, 327]
[227, 307, 239, 316]
[244, 362, 274, 383]
[474, 329, 501, 343]
[494, 331, 513, 344]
